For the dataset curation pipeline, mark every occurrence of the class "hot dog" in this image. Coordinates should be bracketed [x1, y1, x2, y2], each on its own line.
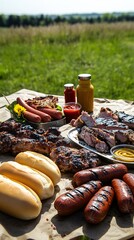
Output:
[73, 163, 128, 187]
[84, 186, 114, 224]
[23, 110, 41, 123]
[17, 97, 51, 122]
[112, 178, 134, 213]
[38, 107, 62, 120]
[123, 173, 134, 195]
[54, 180, 103, 216]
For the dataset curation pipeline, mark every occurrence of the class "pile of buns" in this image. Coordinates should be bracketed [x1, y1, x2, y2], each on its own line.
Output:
[0, 151, 61, 220]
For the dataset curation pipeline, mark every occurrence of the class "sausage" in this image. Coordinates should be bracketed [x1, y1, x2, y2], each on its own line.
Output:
[73, 163, 128, 187]
[84, 186, 114, 224]
[39, 107, 63, 120]
[23, 110, 41, 123]
[54, 180, 103, 216]
[17, 97, 51, 122]
[112, 178, 134, 213]
[123, 173, 134, 195]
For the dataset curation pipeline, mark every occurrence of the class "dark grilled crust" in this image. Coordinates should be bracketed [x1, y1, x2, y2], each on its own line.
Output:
[50, 146, 101, 173]
[84, 186, 114, 224]
[54, 180, 103, 216]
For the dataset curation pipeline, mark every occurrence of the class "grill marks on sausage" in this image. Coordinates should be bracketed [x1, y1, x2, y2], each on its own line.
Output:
[84, 186, 114, 224]
[54, 181, 103, 216]
[73, 163, 128, 186]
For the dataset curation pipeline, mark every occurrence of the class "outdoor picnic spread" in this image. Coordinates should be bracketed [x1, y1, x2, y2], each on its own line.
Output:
[0, 88, 134, 240]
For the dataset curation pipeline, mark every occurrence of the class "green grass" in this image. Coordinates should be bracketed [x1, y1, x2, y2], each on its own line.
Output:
[0, 22, 134, 100]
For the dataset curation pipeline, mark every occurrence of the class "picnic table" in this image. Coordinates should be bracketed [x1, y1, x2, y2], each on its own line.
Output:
[0, 89, 134, 240]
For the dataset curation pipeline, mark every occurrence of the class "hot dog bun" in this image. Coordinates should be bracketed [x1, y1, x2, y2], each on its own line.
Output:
[0, 174, 42, 220]
[0, 161, 54, 200]
[15, 151, 61, 186]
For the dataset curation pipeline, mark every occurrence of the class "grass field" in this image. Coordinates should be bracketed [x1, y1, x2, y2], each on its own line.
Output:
[0, 22, 134, 100]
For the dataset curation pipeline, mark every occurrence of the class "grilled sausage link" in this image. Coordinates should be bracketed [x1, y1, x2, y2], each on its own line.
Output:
[17, 97, 51, 122]
[123, 173, 134, 195]
[84, 186, 114, 224]
[54, 180, 103, 216]
[112, 178, 134, 213]
[73, 163, 128, 186]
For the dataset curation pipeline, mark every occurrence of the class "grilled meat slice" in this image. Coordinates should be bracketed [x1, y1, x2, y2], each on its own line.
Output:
[50, 146, 101, 173]
[95, 117, 128, 130]
[11, 137, 50, 155]
[91, 127, 116, 147]
[116, 111, 134, 129]
[98, 107, 119, 121]
[114, 129, 134, 145]
[70, 111, 96, 128]
[78, 126, 109, 153]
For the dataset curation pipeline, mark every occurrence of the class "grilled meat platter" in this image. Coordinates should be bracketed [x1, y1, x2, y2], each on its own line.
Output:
[70, 107, 134, 154]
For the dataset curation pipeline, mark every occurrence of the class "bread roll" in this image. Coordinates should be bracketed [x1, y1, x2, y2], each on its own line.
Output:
[15, 151, 61, 186]
[0, 174, 42, 220]
[0, 161, 54, 200]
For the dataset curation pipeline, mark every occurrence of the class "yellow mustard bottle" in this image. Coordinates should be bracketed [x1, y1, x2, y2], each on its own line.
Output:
[76, 73, 94, 113]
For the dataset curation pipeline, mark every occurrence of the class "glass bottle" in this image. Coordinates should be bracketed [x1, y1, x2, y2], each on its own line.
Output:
[64, 83, 76, 103]
[76, 74, 94, 113]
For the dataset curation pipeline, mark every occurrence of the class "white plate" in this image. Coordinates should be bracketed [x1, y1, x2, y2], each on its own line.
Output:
[68, 128, 134, 168]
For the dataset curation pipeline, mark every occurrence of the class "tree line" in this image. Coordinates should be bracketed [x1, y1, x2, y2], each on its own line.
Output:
[0, 13, 134, 27]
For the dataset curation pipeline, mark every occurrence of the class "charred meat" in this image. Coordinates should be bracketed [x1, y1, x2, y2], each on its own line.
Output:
[116, 111, 134, 129]
[0, 120, 70, 155]
[95, 117, 128, 130]
[50, 146, 101, 173]
[78, 126, 109, 153]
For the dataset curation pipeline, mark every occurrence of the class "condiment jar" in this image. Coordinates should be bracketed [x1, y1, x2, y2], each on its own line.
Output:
[64, 83, 76, 103]
[76, 74, 94, 113]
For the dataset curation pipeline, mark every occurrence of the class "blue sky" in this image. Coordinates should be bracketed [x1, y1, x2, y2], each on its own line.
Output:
[0, 0, 134, 15]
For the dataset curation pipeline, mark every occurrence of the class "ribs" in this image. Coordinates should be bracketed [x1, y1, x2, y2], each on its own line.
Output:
[0, 120, 70, 155]
[78, 126, 109, 153]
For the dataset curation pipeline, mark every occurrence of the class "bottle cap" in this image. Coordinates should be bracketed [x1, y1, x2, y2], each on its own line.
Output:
[78, 74, 91, 80]
[64, 83, 74, 88]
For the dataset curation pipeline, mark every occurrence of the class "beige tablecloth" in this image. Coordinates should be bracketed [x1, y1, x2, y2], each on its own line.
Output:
[0, 89, 134, 240]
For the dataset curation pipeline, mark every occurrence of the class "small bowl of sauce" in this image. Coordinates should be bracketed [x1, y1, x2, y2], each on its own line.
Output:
[110, 144, 134, 162]
[63, 102, 81, 123]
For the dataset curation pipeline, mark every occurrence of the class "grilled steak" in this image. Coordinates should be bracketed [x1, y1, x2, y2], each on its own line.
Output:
[116, 111, 134, 129]
[91, 127, 116, 147]
[114, 129, 134, 145]
[95, 117, 128, 130]
[70, 111, 96, 128]
[71, 110, 129, 131]
[50, 146, 101, 173]
[78, 126, 109, 153]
